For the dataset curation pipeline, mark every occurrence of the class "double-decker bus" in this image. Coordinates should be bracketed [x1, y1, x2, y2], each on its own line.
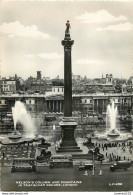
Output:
[49, 154, 73, 169]
[11, 158, 36, 173]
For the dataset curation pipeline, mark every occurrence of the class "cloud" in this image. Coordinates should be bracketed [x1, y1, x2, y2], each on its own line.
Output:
[76, 58, 100, 65]
[97, 22, 133, 31]
[25, 52, 63, 60]
[0, 21, 50, 39]
[76, 10, 127, 24]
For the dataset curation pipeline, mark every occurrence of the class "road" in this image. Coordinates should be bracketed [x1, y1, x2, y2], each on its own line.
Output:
[1, 164, 133, 192]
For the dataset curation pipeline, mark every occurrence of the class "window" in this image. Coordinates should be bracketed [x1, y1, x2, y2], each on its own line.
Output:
[90, 100, 92, 103]
[62, 88, 63, 92]
[58, 88, 59, 92]
[85, 100, 87, 103]
[29, 100, 31, 104]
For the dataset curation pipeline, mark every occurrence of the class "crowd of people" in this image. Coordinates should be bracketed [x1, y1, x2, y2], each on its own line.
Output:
[93, 140, 133, 162]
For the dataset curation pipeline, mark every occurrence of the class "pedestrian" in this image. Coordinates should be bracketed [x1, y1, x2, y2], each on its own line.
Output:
[106, 152, 107, 157]
[124, 156, 125, 160]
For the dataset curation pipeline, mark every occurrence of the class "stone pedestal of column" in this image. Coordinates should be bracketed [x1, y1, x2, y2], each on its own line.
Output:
[56, 117, 82, 152]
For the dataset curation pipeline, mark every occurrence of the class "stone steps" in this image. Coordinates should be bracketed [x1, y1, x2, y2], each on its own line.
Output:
[58, 146, 81, 149]
[72, 154, 88, 159]
[56, 148, 82, 152]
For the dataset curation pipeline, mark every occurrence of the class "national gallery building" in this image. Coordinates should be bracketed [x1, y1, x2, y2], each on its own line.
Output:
[0, 92, 132, 116]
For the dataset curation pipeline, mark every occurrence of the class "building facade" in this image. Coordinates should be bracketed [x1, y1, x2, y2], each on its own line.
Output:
[0, 93, 132, 116]
[1, 79, 19, 93]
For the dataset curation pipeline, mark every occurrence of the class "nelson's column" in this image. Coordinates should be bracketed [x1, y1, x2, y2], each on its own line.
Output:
[57, 21, 82, 152]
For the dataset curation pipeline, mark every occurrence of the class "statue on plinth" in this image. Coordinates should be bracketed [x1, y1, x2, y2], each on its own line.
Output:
[66, 20, 71, 33]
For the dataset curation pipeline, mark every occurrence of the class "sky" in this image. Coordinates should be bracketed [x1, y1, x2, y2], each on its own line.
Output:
[0, 0, 133, 80]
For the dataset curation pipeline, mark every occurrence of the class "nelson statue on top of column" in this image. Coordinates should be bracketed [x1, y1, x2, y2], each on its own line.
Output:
[66, 20, 71, 33]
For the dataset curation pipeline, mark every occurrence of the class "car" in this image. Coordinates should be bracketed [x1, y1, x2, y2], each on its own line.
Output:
[78, 162, 95, 171]
[110, 161, 132, 171]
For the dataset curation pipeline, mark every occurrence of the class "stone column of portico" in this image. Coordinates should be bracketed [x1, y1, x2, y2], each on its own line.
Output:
[103, 99, 104, 112]
[59, 100, 61, 113]
[52, 100, 54, 113]
[57, 22, 82, 152]
[47, 100, 49, 112]
[56, 100, 58, 113]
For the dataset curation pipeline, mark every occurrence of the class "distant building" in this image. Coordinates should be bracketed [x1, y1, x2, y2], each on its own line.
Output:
[106, 74, 113, 84]
[37, 71, 41, 80]
[51, 78, 64, 94]
[43, 77, 50, 81]
[52, 78, 64, 86]
[100, 74, 106, 84]
[1, 78, 20, 93]
[25, 74, 52, 93]
[122, 83, 127, 93]
[0, 79, 2, 93]
[52, 86, 64, 94]
[72, 74, 81, 81]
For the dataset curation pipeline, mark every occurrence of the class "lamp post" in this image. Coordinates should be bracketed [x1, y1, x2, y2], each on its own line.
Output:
[92, 150, 95, 176]
[53, 124, 56, 145]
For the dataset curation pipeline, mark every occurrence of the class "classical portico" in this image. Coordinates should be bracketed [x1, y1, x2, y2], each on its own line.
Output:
[46, 98, 64, 113]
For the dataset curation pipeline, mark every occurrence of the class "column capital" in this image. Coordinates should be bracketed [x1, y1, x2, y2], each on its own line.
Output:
[62, 39, 74, 50]
[62, 30, 74, 50]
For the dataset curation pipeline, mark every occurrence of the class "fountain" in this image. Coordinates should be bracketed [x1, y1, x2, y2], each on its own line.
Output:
[0, 101, 38, 145]
[106, 101, 120, 137]
[10, 101, 36, 139]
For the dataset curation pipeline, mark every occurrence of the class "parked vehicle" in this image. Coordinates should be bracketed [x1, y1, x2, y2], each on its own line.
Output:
[45, 115, 56, 122]
[110, 161, 132, 171]
[78, 161, 95, 171]
[49, 155, 73, 169]
[11, 158, 36, 173]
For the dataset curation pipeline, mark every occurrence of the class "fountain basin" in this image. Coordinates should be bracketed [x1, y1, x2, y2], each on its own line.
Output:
[9, 131, 22, 139]
[107, 129, 120, 137]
